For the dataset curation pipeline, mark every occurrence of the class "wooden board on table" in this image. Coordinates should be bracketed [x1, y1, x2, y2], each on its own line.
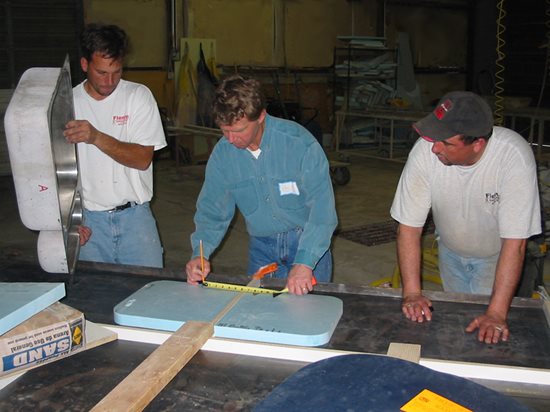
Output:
[387, 342, 421, 363]
[114, 280, 343, 347]
[91, 321, 211, 412]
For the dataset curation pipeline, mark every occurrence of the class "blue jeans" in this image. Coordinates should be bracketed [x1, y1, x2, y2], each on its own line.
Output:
[80, 202, 164, 268]
[247, 228, 332, 281]
[437, 240, 497, 295]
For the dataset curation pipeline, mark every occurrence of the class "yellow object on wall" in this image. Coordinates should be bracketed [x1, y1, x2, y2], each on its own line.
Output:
[175, 41, 199, 127]
[173, 38, 217, 91]
[122, 71, 174, 115]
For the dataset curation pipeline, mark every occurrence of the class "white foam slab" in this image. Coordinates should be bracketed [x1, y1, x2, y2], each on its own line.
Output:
[0, 283, 66, 335]
[114, 280, 343, 347]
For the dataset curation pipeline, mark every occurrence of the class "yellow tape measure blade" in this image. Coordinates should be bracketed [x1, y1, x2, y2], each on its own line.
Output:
[201, 281, 285, 295]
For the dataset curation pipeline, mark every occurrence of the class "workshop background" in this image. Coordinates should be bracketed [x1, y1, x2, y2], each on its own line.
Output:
[0, 0, 549, 292]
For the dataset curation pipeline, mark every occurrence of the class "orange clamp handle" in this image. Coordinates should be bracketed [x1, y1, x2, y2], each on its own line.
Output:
[252, 262, 278, 280]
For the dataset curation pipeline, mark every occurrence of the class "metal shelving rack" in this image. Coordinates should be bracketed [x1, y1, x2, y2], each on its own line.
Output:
[332, 37, 402, 153]
[332, 38, 398, 113]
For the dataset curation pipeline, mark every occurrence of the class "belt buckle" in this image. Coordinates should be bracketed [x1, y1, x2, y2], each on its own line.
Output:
[109, 201, 132, 213]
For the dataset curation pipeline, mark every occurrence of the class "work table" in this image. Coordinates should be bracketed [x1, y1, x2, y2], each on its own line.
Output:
[1, 259, 549, 410]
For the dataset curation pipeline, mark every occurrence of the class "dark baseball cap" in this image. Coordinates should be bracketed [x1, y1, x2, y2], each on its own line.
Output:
[413, 91, 494, 141]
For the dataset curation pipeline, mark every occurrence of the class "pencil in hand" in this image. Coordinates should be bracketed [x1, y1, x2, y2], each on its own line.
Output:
[199, 240, 205, 282]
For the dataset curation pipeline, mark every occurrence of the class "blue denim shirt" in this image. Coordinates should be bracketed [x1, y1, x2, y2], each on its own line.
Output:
[191, 114, 337, 269]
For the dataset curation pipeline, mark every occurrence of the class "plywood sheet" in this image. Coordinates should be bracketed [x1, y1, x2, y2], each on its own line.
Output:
[114, 280, 343, 347]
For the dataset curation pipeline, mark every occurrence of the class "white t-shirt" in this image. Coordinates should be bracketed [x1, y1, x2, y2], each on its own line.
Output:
[74, 79, 167, 211]
[390, 126, 541, 258]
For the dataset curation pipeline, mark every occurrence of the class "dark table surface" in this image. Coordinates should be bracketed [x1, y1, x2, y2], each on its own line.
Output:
[1, 259, 549, 411]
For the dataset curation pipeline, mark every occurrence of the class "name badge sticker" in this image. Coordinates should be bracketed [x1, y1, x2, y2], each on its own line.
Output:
[279, 181, 300, 196]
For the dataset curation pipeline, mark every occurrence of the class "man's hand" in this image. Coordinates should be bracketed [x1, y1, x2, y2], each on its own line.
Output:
[185, 256, 210, 285]
[465, 312, 509, 344]
[64, 120, 101, 145]
[286, 264, 315, 295]
[402, 293, 433, 323]
[465, 238, 525, 344]
[78, 225, 92, 246]
[64, 119, 154, 170]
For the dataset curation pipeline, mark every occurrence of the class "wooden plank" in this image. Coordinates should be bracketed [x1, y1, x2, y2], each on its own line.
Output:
[387, 342, 421, 363]
[539, 286, 550, 329]
[90, 321, 213, 412]
[85, 320, 118, 350]
[166, 124, 221, 137]
[168, 124, 221, 165]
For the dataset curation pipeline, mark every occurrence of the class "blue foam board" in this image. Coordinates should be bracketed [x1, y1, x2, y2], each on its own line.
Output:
[0, 282, 66, 335]
[114, 280, 343, 347]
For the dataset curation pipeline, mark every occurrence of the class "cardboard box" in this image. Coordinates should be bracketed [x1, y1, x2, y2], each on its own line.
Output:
[0, 302, 85, 375]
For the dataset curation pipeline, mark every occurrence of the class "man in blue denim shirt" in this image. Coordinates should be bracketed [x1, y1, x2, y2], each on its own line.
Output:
[185, 75, 337, 295]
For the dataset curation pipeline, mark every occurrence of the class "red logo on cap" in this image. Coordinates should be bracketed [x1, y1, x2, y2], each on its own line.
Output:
[434, 99, 453, 120]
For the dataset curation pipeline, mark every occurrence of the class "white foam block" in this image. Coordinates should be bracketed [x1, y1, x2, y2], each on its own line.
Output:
[114, 281, 343, 347]
[0, 282, 66, 335]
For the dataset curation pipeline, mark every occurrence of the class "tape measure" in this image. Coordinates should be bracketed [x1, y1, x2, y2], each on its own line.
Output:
[200, 280, 288, 295]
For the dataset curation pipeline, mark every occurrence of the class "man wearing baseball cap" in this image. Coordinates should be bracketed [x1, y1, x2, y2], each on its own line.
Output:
[390, 91, 541, 344]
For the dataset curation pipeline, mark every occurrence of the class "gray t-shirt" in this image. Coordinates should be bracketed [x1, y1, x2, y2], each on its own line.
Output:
[391, 126, 541, 258]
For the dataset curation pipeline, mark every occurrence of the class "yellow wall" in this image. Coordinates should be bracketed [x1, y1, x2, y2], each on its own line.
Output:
[82, 1, 468, 74]
[83, 0, 171, 110]
[82, 1, 467, 77]
[83, 0, 167, 68]
[185, 0, 376, 67]
[186, 0, 280, 66]
[82, 0, 468, 125]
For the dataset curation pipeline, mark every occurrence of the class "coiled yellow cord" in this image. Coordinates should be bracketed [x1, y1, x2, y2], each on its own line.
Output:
[536, 0, 550, 109]
[494, 0, 507, 126]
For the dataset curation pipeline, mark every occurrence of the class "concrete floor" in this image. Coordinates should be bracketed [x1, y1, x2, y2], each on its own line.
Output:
[1, 149, 548, 291]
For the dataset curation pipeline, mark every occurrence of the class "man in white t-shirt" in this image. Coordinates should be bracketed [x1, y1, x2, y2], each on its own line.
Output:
[390, 91, 541, 344]
[64, 24, 166, 268]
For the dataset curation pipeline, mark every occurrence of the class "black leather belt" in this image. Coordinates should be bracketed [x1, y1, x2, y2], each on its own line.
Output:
[107, 201, 136, 213]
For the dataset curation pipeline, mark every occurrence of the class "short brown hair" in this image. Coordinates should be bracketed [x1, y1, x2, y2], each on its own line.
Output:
[80, 23, 128, 61]
[212, 74, 265, 126]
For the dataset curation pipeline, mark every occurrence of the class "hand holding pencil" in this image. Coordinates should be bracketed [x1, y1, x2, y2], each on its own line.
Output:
[185, 240, 211, 285]
[200, 240, 205, 282]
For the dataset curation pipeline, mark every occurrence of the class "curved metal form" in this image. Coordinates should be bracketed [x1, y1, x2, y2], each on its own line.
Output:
[4, 57, 82, 274]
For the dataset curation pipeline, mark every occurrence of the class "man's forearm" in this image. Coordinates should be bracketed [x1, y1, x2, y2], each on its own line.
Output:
[486, 238, 527, 319]
[396, 223, 424, 296]
[93, 131, 154, 170]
